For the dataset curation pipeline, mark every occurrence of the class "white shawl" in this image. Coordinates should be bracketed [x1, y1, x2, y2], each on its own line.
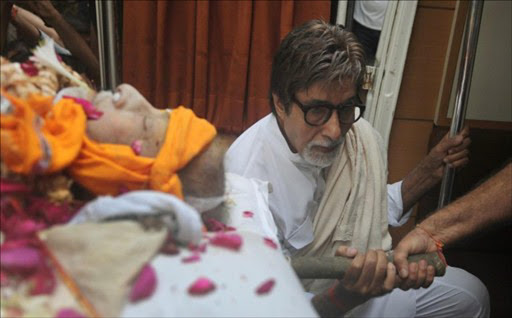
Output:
[295, 119, 391, 293]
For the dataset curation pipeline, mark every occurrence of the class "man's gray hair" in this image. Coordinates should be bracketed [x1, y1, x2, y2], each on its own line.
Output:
[269, 19, 366, 115]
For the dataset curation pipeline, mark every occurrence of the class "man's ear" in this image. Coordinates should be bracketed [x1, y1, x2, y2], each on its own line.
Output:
[272, 93, 286, 119]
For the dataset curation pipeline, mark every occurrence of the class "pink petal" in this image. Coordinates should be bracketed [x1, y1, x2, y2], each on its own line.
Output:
[0, 179, 31, 193]
[188, 277, 215, 295]
[20, 61, 38, 76]
[256, 278, 276, 295]
[118, 185, 130, 195]
[55, 308, 85, 318]
[188, 242, 207, 253]
[0, 271, 8, 286]
[160, 243, 180, 255]
[0, 246, 42, 274]
[182, 253, 201, 263]
[63, 95, 103, 120]
[243, 211, 254, 218]
[130, 264, 157, 302]
[27, 198, 75, 225]
[7, 219, 46, 240]
[263, 237, 278, 249]
[131, 140, 143, 155]
[205, 218, 227, 232]
[197, 243, 207, 253]
[204, 218, 236, 232]
[161, 233, 180, 255]
[209, 233, 243, 251]
[29, 264, 56, 295]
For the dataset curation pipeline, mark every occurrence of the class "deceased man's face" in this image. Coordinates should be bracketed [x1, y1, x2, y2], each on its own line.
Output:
[86, 84, 169, 157]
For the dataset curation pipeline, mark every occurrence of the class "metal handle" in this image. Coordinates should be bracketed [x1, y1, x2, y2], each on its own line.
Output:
[291, 251, 446, 279]
[438, 0, 484, 208]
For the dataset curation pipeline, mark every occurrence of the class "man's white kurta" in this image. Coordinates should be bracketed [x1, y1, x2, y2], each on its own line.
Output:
[224, 114, 410, 256]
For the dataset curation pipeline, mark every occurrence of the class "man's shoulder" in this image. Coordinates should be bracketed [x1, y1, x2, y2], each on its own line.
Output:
[225, 115, 275, 175]
[353, 118, 384, 142]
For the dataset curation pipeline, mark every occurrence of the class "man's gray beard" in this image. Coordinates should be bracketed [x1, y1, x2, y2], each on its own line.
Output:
[300, 137, 344, 168]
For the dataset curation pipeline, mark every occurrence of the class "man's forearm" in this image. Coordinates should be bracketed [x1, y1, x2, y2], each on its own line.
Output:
[44, 10, 99, 81]
[401, 162, 442, 213]
[419, 163, 512, 245]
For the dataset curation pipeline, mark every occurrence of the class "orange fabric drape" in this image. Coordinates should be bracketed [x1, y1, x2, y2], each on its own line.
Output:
[1, 91, 216, 198]
[122, 0, 330, 135]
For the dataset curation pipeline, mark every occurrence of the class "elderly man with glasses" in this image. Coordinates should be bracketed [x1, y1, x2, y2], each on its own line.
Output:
[225, 20, 488, 317]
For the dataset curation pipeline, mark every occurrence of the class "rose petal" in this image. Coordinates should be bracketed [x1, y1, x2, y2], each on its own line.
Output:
[29, 264, 56, 295]
[205, 218, 227, 232]
[0, 179, 31, 193]
[130, 264, 157, 302]
[7, 219, 46, 240]
[20, 61, 39, 76]
[197, 243, 207, 253]
[131, 140, 143, 155]
[0, 270, 8, 286]
[63, 95, 103, 120]
[161, 233, 180, 255]
[55, 308, 85, 318]
[256, 278, 275, 295]
[27, 198, 75, 225]
[188, 242, 207, 253]
[160, 242, 180, 255]
[204, 218, 236, 232]
[118, 185, 130, 195]
[188, 277, 215, 295]
[209, 233, 242, 251]
[242, 211, 254, 218]
[0, 246, 42, 274]
[263, 237, 278, 249]
[182, 253, 201, 263]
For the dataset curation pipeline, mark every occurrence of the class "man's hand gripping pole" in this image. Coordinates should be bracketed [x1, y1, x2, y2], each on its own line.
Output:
[291, 251, 446, 279]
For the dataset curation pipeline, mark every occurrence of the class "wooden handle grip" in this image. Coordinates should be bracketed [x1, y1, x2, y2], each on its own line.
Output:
[291, 251, 446, 279]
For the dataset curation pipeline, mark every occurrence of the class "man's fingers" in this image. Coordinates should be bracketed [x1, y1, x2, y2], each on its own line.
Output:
[413, 259, 427, 289]
[335, 246, 358, 258]
[393, 250, 410, 279]
[351, 250, 377, 295]
[398, 262, 418, 291]
[444, 149, 469, 163]
[424, 265, 435, 288]
[382, 262, 396, 292]
[447, 137, 471, 155]
[343, 253, 365, 287]
[367, 250, 389, 294]
[459, 125, 470, 137]
[447, 157, 469, 169]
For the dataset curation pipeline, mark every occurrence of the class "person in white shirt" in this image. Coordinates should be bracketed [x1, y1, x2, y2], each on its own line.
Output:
[352, 0, 389, 63]
[225, 20, 489, 317]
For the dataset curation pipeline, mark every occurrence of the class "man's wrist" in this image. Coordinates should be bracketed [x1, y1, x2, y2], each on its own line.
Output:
[332, 283, 367, 310]
[41, 8, 63, 28]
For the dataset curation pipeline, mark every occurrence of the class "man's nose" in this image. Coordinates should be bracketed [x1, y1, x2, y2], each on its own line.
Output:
[321, 111, 342, 141]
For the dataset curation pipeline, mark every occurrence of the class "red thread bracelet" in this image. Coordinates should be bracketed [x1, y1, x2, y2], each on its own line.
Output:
[328, 286, 349, 313]
[416, 224, 444, 249]
[416, 224, 448, 266]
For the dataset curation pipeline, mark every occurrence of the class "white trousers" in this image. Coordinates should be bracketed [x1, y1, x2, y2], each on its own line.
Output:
[346, 266, 490, 318]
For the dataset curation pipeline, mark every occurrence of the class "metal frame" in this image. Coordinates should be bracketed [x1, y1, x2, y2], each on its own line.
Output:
[95, 0, 119, 90]
[438, 0, 484, 208]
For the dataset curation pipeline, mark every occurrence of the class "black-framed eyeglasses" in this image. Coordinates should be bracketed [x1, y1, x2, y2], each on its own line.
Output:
[291, 95, 366, 126]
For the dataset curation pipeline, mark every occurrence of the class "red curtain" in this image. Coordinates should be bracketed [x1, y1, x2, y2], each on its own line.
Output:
[123, 0, 330, 134]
